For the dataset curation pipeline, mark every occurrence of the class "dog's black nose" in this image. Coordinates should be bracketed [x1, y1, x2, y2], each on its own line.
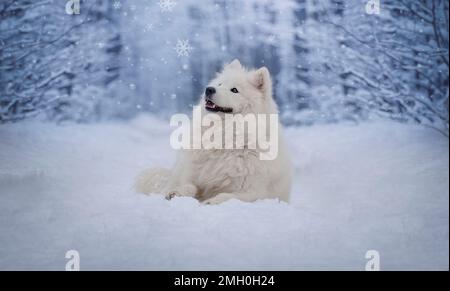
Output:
[205, 87, 216, 96]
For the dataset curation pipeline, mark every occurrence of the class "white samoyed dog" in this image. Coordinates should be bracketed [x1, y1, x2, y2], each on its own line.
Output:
[135, 59, 292, 204]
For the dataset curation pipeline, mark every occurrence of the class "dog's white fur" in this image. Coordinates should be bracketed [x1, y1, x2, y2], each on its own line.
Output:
[135, 59, 292, 204]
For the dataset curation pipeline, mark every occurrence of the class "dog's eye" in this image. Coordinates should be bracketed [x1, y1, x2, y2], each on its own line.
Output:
[230, 88, 239, 93]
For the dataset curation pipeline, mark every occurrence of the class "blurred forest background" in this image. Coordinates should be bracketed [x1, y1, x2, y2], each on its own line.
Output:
[0, 0, 448, 134]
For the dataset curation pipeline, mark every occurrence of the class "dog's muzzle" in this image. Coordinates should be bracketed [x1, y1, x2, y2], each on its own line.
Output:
[205, 98, 233, 113]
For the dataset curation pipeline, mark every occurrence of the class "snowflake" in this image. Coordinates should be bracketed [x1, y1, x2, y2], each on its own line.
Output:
[267, 34, 277, 45]
[112, 1, 122, 10]
[174, 39, 193, 57]
[144, 23, 154, 32]
[158, 0, 177, 12]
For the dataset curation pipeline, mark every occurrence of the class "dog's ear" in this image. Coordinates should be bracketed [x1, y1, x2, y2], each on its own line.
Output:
[252, 67, 272, 96]
[226, 59, 242, 70]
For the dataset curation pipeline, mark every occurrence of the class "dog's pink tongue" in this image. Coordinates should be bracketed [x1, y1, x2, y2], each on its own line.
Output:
[206, 100, 216, 108]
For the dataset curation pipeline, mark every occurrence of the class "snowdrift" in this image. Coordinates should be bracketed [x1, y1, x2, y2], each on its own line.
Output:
[0, 115, 448, 270]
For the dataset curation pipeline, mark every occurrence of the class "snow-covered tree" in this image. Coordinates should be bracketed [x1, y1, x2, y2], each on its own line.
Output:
[0, 0, 124, 122]
[323, 0, 449, 133]
[1, 0, 448, 134]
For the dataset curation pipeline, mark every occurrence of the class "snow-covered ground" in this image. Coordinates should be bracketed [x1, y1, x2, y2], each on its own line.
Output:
[0, 115, 448, 270]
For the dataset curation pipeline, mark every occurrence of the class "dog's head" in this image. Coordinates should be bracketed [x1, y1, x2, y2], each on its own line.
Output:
[202, 59, 274, 114]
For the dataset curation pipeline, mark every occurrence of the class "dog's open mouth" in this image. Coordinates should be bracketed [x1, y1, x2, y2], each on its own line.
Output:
[205, 99, 233, 113]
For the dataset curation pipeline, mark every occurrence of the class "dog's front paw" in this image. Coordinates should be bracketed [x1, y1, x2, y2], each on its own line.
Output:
[165, 184, 197, 200]
[202, 193, 236, 205]
[165, 191, 177, 200]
